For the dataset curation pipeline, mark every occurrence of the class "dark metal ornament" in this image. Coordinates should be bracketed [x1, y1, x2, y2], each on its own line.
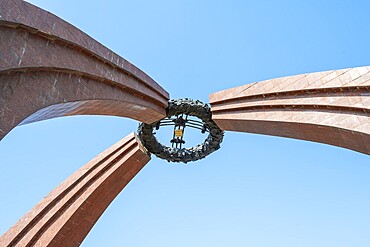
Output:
[138, 98, 224, 163]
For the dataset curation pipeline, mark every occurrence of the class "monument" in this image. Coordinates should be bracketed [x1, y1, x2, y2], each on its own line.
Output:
[1, 0, 369, 246]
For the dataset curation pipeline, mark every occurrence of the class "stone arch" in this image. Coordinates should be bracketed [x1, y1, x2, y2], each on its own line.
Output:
[0, 133, 150, 246]
[0, 0, 169, 140]
[1, 1, 166, 246]
[210, 66, 370, 154]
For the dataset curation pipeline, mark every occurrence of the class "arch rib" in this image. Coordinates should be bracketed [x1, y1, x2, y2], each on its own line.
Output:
[0, 0, 169, 140]
[209, 66, 370, 154]
[0, 133, 150, 246]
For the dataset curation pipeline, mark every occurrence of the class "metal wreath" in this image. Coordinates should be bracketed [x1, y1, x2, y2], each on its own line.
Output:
[138, 98, 224, 163]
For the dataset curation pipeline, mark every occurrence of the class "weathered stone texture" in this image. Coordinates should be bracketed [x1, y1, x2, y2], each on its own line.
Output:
[0, 0, 169, 140]
[210, 66, 370, 154]
[0, 133, 150, 246]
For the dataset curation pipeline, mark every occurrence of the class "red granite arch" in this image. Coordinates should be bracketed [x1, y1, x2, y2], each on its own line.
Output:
[0, 133, 150, 247]
[0, 1, 166, 246]
[2, 0, 369, 246]
[0, 0, 169, 140]
[210, 66, 370, 154]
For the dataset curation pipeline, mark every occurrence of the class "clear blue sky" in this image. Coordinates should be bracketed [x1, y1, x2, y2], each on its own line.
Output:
[1, 1, 370, 246]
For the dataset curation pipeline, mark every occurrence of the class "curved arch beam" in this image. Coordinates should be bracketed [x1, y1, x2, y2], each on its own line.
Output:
[0, 0, 169, 140]
[0, 133, 150, 246]
[210, 66, 370, 154]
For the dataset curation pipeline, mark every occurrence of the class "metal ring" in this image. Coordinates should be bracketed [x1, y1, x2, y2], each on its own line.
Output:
[137, 98, 224, 163]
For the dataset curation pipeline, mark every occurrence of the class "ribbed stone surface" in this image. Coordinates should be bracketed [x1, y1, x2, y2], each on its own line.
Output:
[0, 0, 169, 140]
[210, 66, 370, 154]
[0, 133, 150, 247]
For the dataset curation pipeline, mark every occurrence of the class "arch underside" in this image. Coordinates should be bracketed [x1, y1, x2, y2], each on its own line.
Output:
[0, 69, 166, 140]
[210, 66, 370, 154]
